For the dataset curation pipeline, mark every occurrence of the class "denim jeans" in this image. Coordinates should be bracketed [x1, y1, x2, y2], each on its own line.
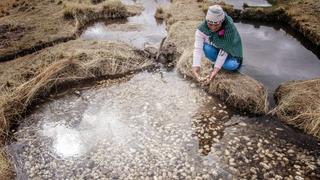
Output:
[203, 43, 241, 71]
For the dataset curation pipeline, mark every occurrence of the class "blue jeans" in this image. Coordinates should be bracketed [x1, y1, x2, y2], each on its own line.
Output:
[203, 43, 241, 71]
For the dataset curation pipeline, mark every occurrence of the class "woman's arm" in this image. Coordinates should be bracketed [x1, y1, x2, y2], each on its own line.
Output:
[210, 49, 228, 80]
[192, 29, 207, 80]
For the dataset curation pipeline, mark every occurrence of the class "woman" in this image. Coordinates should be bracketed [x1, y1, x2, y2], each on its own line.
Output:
[192, 5, 243, 82]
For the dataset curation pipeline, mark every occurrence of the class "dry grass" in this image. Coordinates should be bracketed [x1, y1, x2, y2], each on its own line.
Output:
[164, 20, 202, 54]
[162, 0, 206, 27]
[63, 0, 129, 31]
[272, 79, 320, 139]
[0, 0, 14, 17]
[63, 0, 127, 19]
[0, 149, 12, 180]
[0, 40, 151, 96]
[0, 39, 153, 138]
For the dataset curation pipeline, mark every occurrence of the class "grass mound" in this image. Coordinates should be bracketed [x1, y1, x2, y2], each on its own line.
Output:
[272, 79, 320, 139]
[164, 20, 201, 55]
[63, 0, 131, 33]
[177, 49, 268, 115]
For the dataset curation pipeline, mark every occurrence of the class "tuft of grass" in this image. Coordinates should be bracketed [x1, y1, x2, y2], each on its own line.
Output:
[0, 149, 12, 180]
[63, 0, 128, 30]
[272, 79, 320, 139]
[154, 7, 165, 20]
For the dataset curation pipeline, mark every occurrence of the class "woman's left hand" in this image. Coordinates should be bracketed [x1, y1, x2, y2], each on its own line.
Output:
[209, 67, 220, 81]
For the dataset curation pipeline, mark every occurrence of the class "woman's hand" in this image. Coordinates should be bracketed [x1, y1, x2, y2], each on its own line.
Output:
[192, 67, 201, 81]
[209, 67, 220, 81]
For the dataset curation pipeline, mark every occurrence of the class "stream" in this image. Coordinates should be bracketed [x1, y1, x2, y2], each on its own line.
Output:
[6, 0, 320, 179]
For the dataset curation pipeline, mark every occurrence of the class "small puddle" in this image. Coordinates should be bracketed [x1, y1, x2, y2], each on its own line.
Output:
[81, 0, 170, 49]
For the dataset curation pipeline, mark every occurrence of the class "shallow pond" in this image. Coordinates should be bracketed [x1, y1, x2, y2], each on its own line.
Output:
[236, 22, 320, 93]
[7, 71, 320, 179]
[81, 0, 170, 49]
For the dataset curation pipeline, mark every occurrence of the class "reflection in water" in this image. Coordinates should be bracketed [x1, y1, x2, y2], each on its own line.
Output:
[43, 124, 84, 157]
[236, 23, 320, 92]
[81, 0, 170, 49]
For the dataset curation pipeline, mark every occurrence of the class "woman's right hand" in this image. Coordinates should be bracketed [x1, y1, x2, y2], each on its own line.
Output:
[192, 67, 201, 81]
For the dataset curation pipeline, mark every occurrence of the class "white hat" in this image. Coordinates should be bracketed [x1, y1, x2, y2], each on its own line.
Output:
[206, 5, 225, 24]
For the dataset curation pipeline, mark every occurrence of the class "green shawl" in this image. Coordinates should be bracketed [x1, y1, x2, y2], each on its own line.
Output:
[198, 14, 243, 60]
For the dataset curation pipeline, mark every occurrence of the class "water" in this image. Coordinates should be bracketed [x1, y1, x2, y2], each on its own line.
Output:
[81, 0, 170, 49]
[7, 72, 320, 179]
[236, 22, 320, 93]
[219, 0, 271, 9]
[8, 72, 235, 179]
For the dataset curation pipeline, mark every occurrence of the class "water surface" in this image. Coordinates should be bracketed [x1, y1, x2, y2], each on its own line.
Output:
[236, 22, 320, 93]
[81, 0, 170, 49]
[222, 0, 271, 9]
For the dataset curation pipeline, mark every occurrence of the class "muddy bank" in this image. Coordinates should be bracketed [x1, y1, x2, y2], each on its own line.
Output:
[0, 0, 141, 62]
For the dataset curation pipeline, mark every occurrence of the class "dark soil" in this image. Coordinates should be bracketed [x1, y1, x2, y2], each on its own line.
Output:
[0, 24, 30, 49]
